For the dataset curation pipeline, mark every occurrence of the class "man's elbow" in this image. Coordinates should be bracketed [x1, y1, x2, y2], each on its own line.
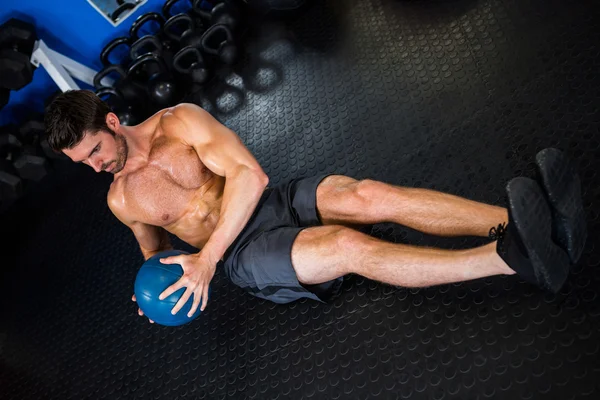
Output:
[255, 170, 269, 188]
[235, 165, 269, 188]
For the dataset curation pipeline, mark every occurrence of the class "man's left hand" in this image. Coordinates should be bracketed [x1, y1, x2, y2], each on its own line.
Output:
[158, 252, 216, 316]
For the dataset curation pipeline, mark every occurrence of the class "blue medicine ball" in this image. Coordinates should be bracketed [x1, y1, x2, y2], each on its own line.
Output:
[134, 249, 209, 326]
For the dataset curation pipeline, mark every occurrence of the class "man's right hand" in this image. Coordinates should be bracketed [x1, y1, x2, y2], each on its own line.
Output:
[131, 294, 154, 324]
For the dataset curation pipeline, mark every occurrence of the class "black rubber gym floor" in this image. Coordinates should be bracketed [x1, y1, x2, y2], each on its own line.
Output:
[2, 0, 600, 398]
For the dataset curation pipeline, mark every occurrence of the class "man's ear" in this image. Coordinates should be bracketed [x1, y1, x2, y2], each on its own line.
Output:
[106, 112, 121, 132]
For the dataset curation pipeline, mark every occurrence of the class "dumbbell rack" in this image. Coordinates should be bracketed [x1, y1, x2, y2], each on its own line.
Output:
[1, 39, 98, 211]
[30, 39, 103, 92]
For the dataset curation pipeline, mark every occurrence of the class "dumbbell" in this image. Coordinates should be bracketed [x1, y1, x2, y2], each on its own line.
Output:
[1, 126, 50, 183]
[0, 168, 22, 207]
[0, 127, 23, 171]
[0, 18, 37, 90]
[19, 115, 67, 161]
[19, 116, 44, 147]
[0, 128, 24, 206]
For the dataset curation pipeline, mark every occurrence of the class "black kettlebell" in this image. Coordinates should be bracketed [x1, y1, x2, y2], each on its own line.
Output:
[130, 35, 174, 68]
[163, 13, 205, 50]
[200, 24, 237, 65]
[162, 0, 191, 18]
[129, 12, 180, 58]
[130, 12, 166, 40]
[172, 47, 209, 84]
[193, 1, 240, 31]
[100, 36, 132, 67]
[96, 87, 141, 126]
[128, 54, 182, 109]
[93, 64, 151, 119]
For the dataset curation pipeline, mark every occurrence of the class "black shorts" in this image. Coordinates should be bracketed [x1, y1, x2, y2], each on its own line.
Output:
[222, 175, 343, 304]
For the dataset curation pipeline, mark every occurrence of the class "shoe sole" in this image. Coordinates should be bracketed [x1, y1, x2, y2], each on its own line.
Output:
[506, 177, 570, 293]
[535, 148, 587, 263]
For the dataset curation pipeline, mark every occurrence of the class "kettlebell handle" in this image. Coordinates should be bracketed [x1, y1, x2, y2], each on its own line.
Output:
[200, 24, 233, 55]
[130, 12, 165, 40]
[100, 36, 131, 66]
[130, 35, 164, 61]
[94, 64, 127, 89]
[192, 0, 217, 20]
[128, 53, 169, 80]
[163, 13, 195, 43]
[96, 86, 121, 99]
[163, 0, 193, 18]
[173, 46, 204, 73]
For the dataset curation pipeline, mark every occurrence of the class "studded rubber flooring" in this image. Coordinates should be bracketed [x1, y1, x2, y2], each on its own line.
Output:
[2, 0, 600, 399]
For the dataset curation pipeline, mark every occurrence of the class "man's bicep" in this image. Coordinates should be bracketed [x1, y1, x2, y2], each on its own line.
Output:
[195, 131, 264, 178]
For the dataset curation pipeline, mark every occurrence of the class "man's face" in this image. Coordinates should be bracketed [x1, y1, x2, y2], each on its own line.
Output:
[63, 130, 128, 174]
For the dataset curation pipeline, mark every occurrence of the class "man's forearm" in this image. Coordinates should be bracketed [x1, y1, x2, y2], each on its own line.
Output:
[140, 230, 173, 260]
[202, 166, 268, 263]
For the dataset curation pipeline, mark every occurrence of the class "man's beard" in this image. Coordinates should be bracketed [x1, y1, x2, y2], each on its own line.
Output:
[111, 134, 128, 174]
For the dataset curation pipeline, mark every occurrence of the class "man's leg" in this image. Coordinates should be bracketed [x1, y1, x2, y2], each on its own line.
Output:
[316, 176, 507, 237]
[291, 225, 515, 287]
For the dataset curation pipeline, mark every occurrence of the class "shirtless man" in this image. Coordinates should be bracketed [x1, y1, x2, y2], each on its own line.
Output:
[45, 90, 586, 322]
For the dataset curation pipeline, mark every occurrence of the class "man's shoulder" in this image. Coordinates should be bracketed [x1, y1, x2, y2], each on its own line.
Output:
[158, 103, 200, 124]
[157, 103, 211, 143]
[107, 177, 129, 216]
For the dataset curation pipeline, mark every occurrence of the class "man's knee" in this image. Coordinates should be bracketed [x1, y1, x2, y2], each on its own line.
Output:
[353, 179, 387, 204]
[292, 225, 371, 284]
[317, 176, 381, 222]
[296, 225, 363, 256]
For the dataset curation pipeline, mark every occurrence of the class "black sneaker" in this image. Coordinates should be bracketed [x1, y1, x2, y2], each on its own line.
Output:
[491, 177, 570, 293]
[535, 148, 587, 264]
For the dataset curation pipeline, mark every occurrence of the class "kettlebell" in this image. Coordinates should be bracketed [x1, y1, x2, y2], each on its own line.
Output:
[200, 24, 237, 65]
[130, 35, 174, 69]
[193, 1, 240, 31]
[128, 54, 182, 109]
[162, 0, 193, 18]
[172, 46, 210, 84]
[163, 13, 206, 50]
[96, 87, 141, 126]
[130, 12, 166, 40]
[93, 64, 151, 119]
[129, 13, 181, 59]
[100, 36, 132, 67]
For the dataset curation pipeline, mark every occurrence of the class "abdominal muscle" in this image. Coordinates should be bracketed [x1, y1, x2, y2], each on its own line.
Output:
[162, 175, 225, 250]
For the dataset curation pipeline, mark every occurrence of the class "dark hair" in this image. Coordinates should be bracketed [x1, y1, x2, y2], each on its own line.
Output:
[45, 90, 112, 151]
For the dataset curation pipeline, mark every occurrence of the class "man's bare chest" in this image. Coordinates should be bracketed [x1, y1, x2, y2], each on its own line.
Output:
[121, 144, 215, 226]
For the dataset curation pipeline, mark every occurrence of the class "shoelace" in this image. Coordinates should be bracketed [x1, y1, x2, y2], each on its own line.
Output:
[488, 223, 506, 241]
